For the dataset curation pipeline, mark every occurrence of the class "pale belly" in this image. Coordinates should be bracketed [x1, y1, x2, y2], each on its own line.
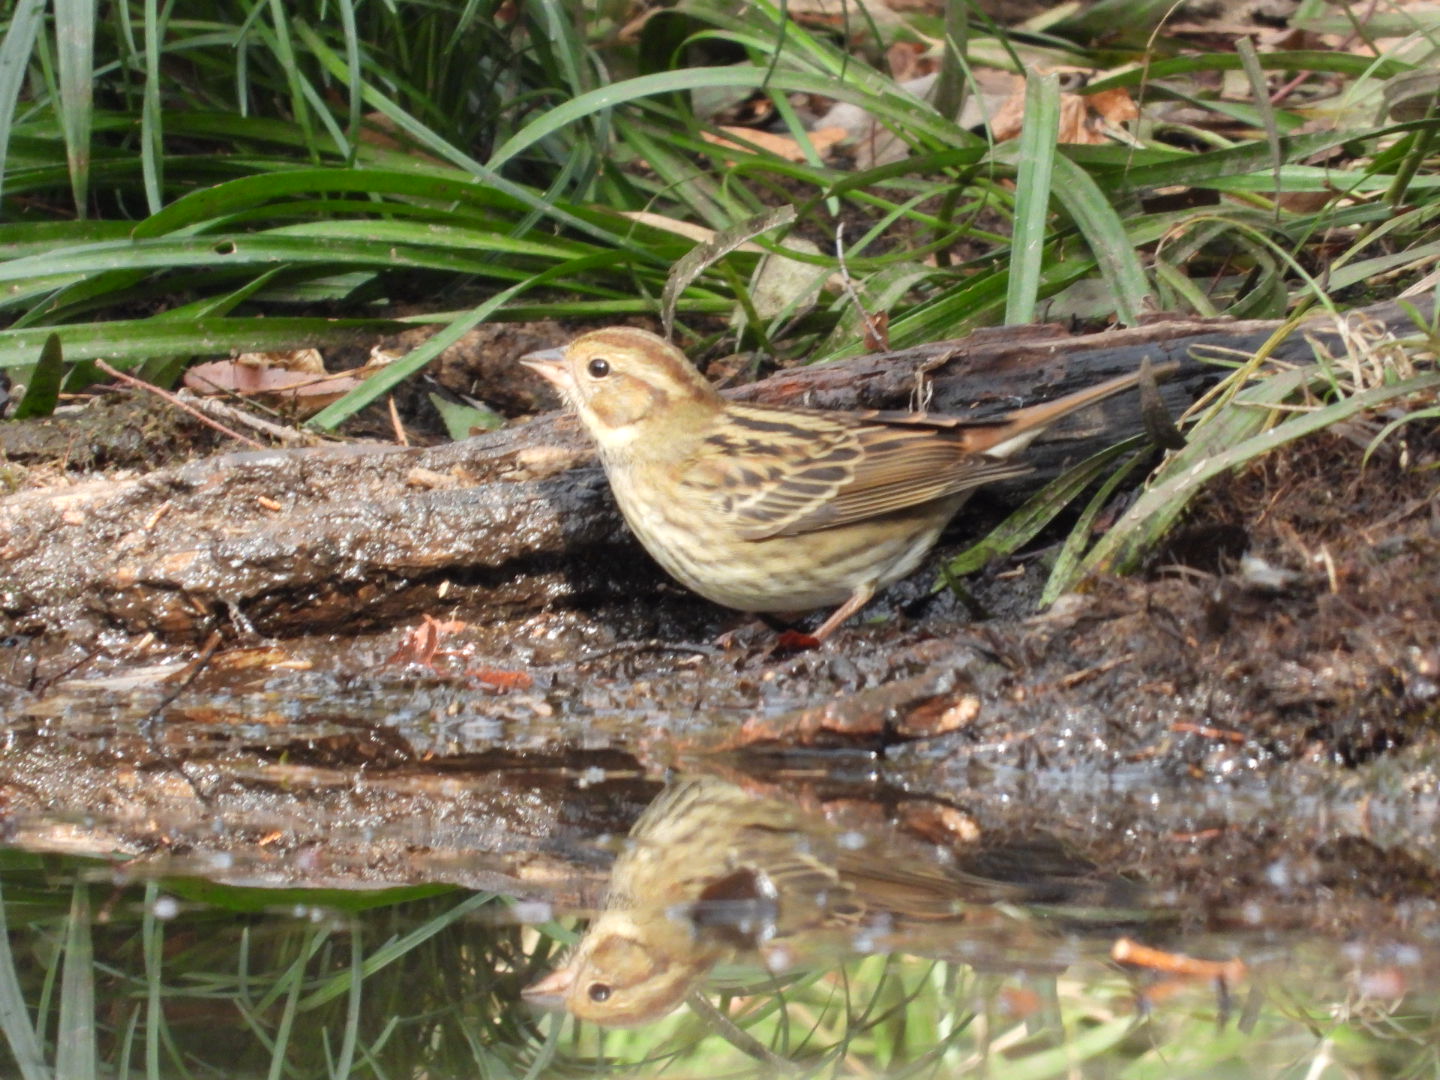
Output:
[612, 482, 967, 614]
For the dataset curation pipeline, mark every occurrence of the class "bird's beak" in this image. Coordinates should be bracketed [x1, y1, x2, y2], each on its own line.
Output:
[520, 347, 570, 390]
[521, 965, 575, 1009]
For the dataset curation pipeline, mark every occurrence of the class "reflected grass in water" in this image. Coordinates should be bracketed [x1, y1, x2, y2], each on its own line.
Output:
[0, 853, 556, 1078]
[0, 854, 1437, 1078]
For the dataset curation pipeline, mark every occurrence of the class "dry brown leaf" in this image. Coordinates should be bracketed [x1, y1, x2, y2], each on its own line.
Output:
[702, 124, 847, 162]
[183, 350, 373, 416]
[991, 83, 1139, 145]
[1088, 87, 1139, 125]
[988, 85, 1028, 142]
[887, 41, 932, 82]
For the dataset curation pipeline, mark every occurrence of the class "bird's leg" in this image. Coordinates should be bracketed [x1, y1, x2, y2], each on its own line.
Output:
[810, 583, 876, 643]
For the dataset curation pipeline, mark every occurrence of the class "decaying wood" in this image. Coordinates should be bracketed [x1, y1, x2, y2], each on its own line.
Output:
[0, 300, 1429, 641]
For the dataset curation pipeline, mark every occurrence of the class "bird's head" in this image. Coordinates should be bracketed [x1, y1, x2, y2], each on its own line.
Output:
[521, 327, 721, 455]
[523, 912, 711, 1027]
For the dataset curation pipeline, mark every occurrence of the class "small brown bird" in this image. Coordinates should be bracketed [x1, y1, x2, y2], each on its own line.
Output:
[522, 777, 1007, 1027]
[523, 778, 824, 1026]
[523, 327, 1155, 641]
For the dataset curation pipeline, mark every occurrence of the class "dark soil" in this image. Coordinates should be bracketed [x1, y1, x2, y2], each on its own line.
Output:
[0, 309, 1436, 947]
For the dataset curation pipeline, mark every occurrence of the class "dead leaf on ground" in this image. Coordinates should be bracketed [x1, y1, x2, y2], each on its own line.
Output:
[184, 349, 384, 416]
[386, 614, 469, 668]
[990, 81, 1139, 145]
[702, 124, 848, 163]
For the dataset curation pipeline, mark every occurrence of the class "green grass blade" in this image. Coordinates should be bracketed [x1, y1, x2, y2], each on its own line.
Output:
[295, 891, 494, 1011]
[261, 0, 316, 161]
[1083, 369, 1440, 577]
[10, 333, 65, 419]
[662, 205, 796, 337]
[0, 0, 47, 209]
[53, 0, 97, 218]
[1041, 445, 1152, 604]
[0, 878, 50, 1080]
[142, 882, 163, 1079]
[942, 437, 1141, 581]
[1050, 155, 1150, 325]
[1235, 35, 1283, 210]
[488, 65, 965, 173]
[139, 0, 164, 214]
[335, 0, 362, 162]
[55, 883, 95, 1080]
[0, 315, 404, 370]
[1005, 72, 1060, 325]
[1086, 49, 1413, 92]
[332, 925, 363, 1080]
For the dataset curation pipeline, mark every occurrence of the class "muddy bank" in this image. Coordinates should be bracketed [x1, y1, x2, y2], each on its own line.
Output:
[0, 301, 1436, 940]
[3, 304, 1428, 643]
[0, 411, 1435, 936]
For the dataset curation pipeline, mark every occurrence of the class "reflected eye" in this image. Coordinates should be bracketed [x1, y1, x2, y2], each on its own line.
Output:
[586, 357, 611, 379]
[587, 983, 612, 1003]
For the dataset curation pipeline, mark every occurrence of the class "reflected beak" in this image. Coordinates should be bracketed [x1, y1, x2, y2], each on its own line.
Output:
[520, 347, 570, 390]
[521, 965, 575, 1008]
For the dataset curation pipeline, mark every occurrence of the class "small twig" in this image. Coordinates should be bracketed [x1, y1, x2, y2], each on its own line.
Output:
[1268, 69, 1312, 107]
[144, 630, 225, 725]
[572, 639, 722, 666]
[388, 394, 410, 446]
[141, 629, 227, 804]
[94, 359, 265, 449]
[181, 392, 324, 447]
[834, 223, 889, 352]
[686, 992, 799, 1074]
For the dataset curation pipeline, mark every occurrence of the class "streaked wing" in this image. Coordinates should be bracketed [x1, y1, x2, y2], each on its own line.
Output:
[681, 404, 1033, 540]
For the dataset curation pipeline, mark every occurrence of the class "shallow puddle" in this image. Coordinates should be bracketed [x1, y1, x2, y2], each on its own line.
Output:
[2, 640, 1439, 1077]
[1, 852, 1436, 1077]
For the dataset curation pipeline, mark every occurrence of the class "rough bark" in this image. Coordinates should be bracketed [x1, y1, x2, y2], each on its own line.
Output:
[0, 300, 1428, 641]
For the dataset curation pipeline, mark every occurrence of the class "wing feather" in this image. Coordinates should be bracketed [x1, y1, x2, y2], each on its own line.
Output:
[678, 404, 1034, 541]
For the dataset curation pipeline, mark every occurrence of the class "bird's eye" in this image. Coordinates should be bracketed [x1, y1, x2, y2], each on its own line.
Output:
[586, 357, 611, 379]
[587, 983, 612, 1003]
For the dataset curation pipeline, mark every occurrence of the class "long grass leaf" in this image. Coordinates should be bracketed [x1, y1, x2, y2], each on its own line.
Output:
[10, 333, 65, 418]
[0, 878, 50, 1080]
[1005, 72, 1060, 325]
[1083, 370, 1440, 576]
[139, 0, 164, 214]
[261, 0, 316, 160]
[332, 926, 363, 1080]
[942, 437, 1141, 581]
[142, 882, 163, 1079]
[1235, 35, 1283, 212]
[53, 0, 97, 216]
[0, 0, 47, 209]
[662, 206, 796, 337]
[295, 891, 494, 1010]
[1086, 49, 1412, 91]
[0, 315, 403, 370]
[1041, 446, 1152, 603]
[1050, 156, 1150, 325]
[335, 0, 361, 161]
[55, 884, 95, 1080]
[488, 66, 965, 172]
[265, 934, 310, 1080]
[304, 254, 629, 428]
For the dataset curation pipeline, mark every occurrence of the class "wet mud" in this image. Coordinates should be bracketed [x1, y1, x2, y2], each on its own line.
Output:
[0, 306, 1436, 1001]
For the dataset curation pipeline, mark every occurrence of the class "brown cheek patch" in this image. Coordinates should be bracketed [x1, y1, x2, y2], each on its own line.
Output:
[591, 378, 667, 429]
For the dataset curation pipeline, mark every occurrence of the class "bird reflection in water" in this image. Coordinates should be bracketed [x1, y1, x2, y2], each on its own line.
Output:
[524, 775, 1046, 1027]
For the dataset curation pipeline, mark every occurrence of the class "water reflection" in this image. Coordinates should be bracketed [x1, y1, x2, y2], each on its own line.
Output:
[524, 775, 1124, 1027]
[1, 838, 1438, 1076]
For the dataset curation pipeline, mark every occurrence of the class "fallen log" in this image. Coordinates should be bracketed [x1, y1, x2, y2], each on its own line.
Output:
[0, 300, 1428, 641]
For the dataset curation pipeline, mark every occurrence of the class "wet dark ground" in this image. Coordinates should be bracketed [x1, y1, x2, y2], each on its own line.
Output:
[1, 420, 1437, 913]
[0, 334, 1438, 1074]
